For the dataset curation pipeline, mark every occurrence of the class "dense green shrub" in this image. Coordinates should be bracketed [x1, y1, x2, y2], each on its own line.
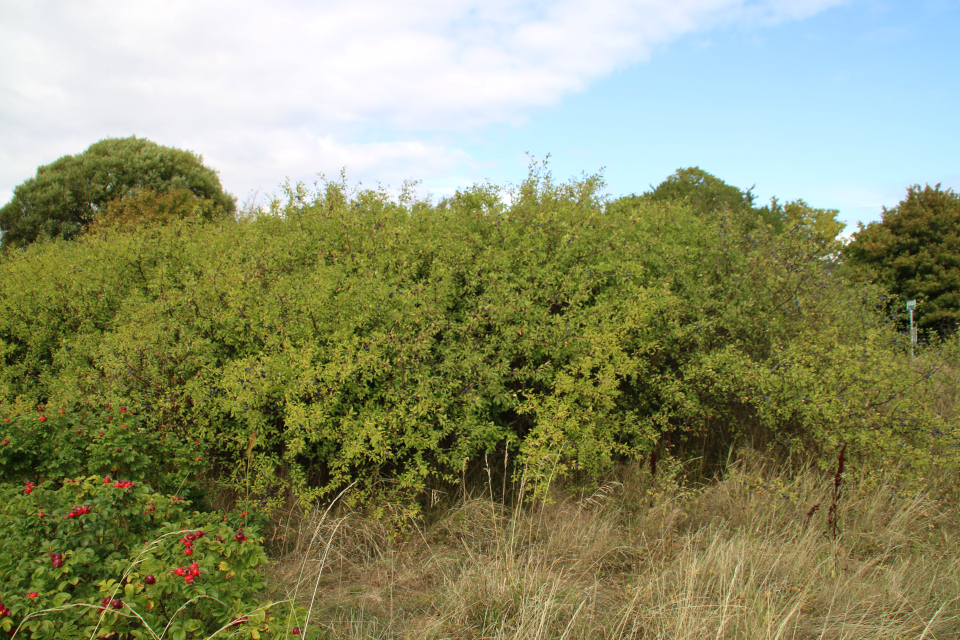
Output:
[0, 476, 301, 639]
[601, 187, 956, 476]
[0, 406, 204, 496]
[84, 188, 232, 237]
[0, 168, 956, 511]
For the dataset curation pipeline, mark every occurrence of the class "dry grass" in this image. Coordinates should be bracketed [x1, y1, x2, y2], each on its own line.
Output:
[263, 452, 960, 639]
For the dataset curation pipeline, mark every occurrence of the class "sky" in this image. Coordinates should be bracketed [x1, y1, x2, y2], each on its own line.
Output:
[1, 0, 958, 231]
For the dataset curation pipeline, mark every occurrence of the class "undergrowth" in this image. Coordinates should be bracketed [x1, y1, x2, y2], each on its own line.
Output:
[261, 450, 960, 640]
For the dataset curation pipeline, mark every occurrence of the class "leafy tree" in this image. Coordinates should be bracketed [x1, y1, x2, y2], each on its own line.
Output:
[758, 197, 845, 243]
[646, 166, 757, 216]
[845, 184, 960, 336]
[609, 167, 844, 246]
[0, 136, 235, 248]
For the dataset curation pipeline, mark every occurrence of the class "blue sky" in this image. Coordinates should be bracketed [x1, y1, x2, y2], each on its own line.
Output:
[494, 0, 960, 228]
[1, 0, 957, 231]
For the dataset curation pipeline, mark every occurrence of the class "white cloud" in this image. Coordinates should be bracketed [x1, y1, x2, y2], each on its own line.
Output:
[0, 0, 849, 201]
[205, 130, 478, 203]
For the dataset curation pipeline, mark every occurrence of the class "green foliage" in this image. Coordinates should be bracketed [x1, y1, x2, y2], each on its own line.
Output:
[610, 167, 845, 245]
[845, 183, 960, 336]
[0, 475, 303, 639]
[757, 197, 846, 246]
[0, 137, 235, 248]
[603, 194, 957, 477]
[0, 406, 204, 495]
[84, 188, 232, 237]
[0, 166, 955, 512]
[644, 166, 757, 216]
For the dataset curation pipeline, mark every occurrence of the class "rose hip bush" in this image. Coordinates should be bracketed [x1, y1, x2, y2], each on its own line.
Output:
[0, 475, 308, 639]
[0, 406, 204, 495]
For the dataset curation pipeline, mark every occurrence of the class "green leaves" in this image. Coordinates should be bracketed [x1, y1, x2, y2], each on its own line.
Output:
[0, 474, 290, 639]
[0, 168, 957, 515]
[0, 406, 200, 493]
[845, 183, 960, 336]
[0, 136, 235, 248]
[643, 166, 757, 217]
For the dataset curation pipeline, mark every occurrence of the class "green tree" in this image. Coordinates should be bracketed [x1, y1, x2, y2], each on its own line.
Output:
[609, 167, 845, 246]
[646, 166, 757, 216]
[0, 136, 235, 248]
[757, 197, 846, 247]
[845, 183, 960, 336]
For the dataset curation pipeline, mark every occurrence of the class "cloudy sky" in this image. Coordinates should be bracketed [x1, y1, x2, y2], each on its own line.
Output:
[1, 0, 957, 229]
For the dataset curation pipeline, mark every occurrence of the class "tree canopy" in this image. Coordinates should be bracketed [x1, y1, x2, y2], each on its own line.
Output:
[646, 166, 757, 215]
[0, 136, 235, 248]
[845, 184, 960, 336]
[608, 167, 845, 246]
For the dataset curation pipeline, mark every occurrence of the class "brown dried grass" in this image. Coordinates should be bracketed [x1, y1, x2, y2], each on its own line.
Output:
[264, 451, 960, 639]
